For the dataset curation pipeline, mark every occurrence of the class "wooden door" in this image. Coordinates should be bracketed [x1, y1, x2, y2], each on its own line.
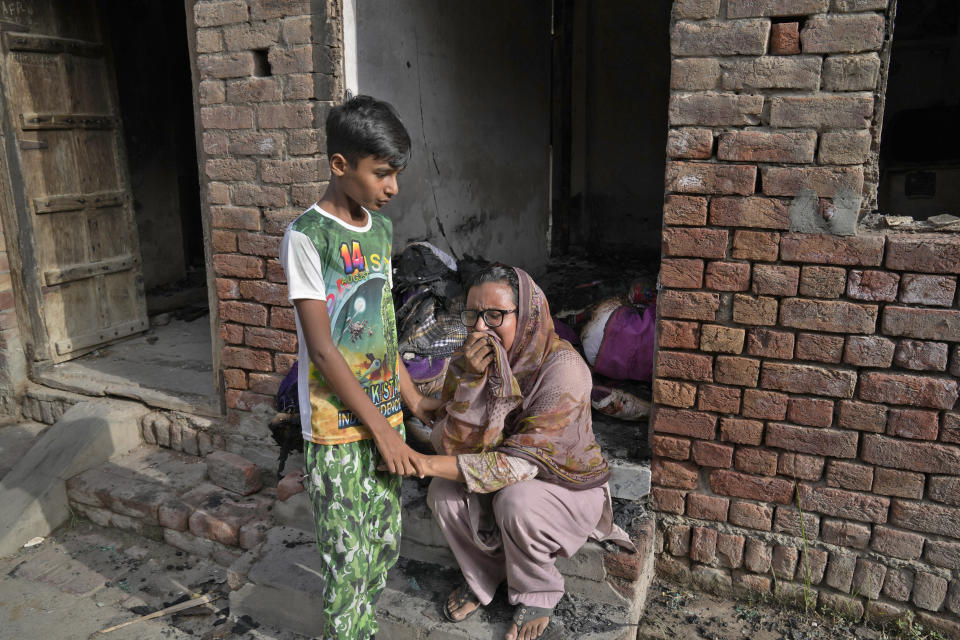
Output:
[0, 1, 148, 363]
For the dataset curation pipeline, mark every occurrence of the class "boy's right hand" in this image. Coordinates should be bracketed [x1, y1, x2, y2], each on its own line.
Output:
[372, 427, 421, 476]
[463, 332, 495, 375]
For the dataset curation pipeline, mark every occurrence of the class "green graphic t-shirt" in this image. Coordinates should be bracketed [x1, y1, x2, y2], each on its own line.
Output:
[280, 205, 402, 445]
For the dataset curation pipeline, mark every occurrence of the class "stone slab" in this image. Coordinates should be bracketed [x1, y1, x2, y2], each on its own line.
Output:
[0, 400, 147, 556]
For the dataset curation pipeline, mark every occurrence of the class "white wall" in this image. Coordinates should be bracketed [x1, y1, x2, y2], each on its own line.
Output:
[356, 0, 552, 274]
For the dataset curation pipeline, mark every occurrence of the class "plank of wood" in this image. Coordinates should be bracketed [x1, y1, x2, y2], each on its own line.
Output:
[32, 190, 124, 214]
[3, 31, 102, 56]
[43, 253, 135, 286]
[19, 113, 117, 130]
[95, 593, 219, 634]
[53, 318, 148, 356]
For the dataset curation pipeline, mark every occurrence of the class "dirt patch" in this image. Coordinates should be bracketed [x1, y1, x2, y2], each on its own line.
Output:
[637, 579, 948, 640]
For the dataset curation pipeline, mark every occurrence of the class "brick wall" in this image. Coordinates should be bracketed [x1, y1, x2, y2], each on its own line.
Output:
[653, 0, 960, 634]
[189, 0, 344, 414]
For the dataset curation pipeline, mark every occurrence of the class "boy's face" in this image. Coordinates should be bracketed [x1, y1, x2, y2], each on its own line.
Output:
[332, 154, 402, 211]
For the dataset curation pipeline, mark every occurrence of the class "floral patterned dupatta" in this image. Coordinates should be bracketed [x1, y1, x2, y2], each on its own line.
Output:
[431, 268, 611, 489]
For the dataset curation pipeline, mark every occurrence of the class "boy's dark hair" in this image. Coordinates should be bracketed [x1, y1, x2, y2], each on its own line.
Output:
[326, 95, 411, 169]
[467, 264, 519, 305]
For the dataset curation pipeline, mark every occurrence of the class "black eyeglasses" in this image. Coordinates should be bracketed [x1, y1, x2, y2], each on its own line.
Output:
[460, 308, 517, 328]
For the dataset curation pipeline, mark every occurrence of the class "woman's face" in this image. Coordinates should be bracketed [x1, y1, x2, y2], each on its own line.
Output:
[465, 281, 518, 353]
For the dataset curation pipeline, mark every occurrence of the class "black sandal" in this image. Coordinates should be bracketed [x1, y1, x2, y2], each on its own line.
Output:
[512, 604, 562, 639]
[442, 581, 483, 623]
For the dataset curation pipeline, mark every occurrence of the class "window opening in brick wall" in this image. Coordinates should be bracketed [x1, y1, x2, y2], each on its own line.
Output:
[252, 49, 271, 77]
[878, 0, 960, 227]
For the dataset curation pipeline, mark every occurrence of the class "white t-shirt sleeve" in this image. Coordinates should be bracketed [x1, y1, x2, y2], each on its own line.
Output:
[280, 228, 326, 301]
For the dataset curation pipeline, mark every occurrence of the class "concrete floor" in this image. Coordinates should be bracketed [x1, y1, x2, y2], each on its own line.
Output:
[35, 316, 221, 416]
[0, 419, 47, 479]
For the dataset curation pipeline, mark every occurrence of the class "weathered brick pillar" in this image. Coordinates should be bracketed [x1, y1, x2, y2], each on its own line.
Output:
[188, 0, 343, 414]
[654, 1, 960, 634]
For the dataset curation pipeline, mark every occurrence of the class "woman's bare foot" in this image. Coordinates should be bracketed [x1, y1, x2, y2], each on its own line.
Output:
[443, 583, 482, 622]
[506, 605, 553, 640]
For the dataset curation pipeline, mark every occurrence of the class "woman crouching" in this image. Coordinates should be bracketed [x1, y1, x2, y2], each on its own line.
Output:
[407, 264, 634, 640]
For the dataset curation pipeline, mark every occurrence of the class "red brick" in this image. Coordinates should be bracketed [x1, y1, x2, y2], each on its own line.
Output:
[668, 91, 764, 126]
[687, 494, 730, 522]
[801, 12, 884, 53]
[760, 166, 864, 198]
[890, 500, 960, 538]
[244, 327, 297, 353]
[720, 418, 764, 446]
[705, 261, 750, 291]
[729, 501, 773, 531]
[787, 397, 834, 428]
[761, 362, 856, 398]
[886, 408, 939, 441]
[201, 104, 255, 129]
[227, 131, 283, 157]
[843, 336, 894, 368]
[872, 467, 924, 500]
[671, 18, 769, 55]
[752, 264, 799, 296]
[690, 527, 718, 564]
[859, 372, 958, 410]
[651, 488, 686, 514]
[821, 518, 871, 549]
[666, 130, 713, 161]
[769, 94, 874, 129]
[659, 290, 720, 321]
[213, 254, 264, 279]
[883, 307, 960, 342]
[770, 21, 800, 54]
[651, 435, 692, 461]
[746, 328, 794, 359]
[727, 0, 828, 18]
[698, 385, 742, 414]
[735, 448, 778, 476]
[158, 501, 190, 531]
[709, 197, 791, 230]
[715, 356, 760, 386]
[837, 400, 888, 433]
[663, 228, 729, 259]
[207, 181, 230, 204]
[826, 460, 873, 492]
[223, 368, 247, 390]
[780, 233, 884, 267]
[899, 274, 957, 307]
[774, 507, 820, 539]
[212, 206, 261, 231]
[744, 538, 773, 574]
[780, 298, 877, 334]
[798, 265, 847, 298]
[732, 230, 780, 261]
[692, 441, 734, 468]
[710, 470, 794, 504]
[658, 320, 700, 349]
[248, 373, 284, 396]
[798, 484, 889, 523]
[194, 0, 248, 26]
[270, 307, 296, 331]
[795, 333, 845, 364]
[651, 458, 700, 490]
[237, 232, 281, 257]
[219, 301, 268, 326]
[239, 280, 289, 307]
[871, 525, 924, 560]
[928, 476, 960, 507]
[212, 230, 238, 253]
[220, 323, 244, 344]
[262, 158, 321, 184]
[671, 58, 721, 91]
[652, 408, 718, 440]
[225, 389, 274, 411]
[766, 423, 858, 457]
[717, 533, 745, 569]
[221, 346, 272, 371]
[660, 258, 704, 289]
[863, 434, 960, 474]
[742, 389, 787, 420]
[663, 195, 708, 225]
[665, 162, 756, 196]
[894, 340, 949, 372]
[887, 234, 960, 274]
[216, 278, 240, 300]
[847, 270, 899, 302]
[944, 412, 960, 444]
[732, 294, 778, 326]
[653, 379, 698, 408]
[275, 353, 297, 373]
[772, 545, 800, 581]
[700, 325, 746, 353]
[257, 103, 313, 129]
[656, 351, 714, 382]
[718, 131, 817, 163]
[266, 259, 287, 283]
[778, 453, 824, 480]
[207, 451, 263, 496]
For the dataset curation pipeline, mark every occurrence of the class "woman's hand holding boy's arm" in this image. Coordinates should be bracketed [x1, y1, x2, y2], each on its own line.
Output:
[295, 298, 420, 476]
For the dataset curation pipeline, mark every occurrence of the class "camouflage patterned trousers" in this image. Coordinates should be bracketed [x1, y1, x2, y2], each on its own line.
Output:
[304, 438, 402, 640]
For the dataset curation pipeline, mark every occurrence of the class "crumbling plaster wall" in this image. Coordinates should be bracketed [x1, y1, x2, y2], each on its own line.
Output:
[188, 0, 344, 414]
[652, 0, 960, 635]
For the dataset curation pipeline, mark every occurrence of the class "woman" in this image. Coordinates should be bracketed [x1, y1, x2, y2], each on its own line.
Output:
[408, 265, 633, 640]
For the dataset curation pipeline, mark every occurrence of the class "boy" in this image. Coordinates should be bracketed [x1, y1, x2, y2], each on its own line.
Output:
[279, 95, 439, 639]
